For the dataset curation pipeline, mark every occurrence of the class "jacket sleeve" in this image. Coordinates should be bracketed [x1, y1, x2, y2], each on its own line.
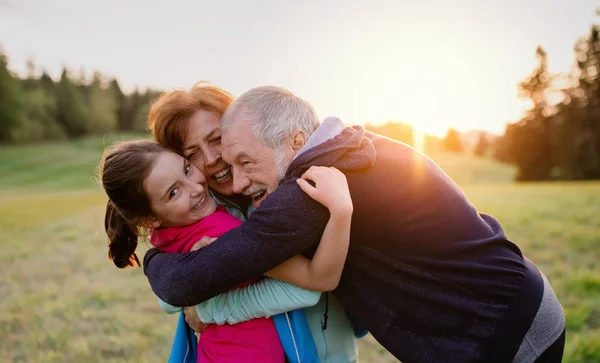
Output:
[157, 297, 182, 314]
[143, 178, 330, 307]
[195, 278, 321, 325]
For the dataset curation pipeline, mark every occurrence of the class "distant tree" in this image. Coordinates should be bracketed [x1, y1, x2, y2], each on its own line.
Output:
[26, 57, 36, 77]
[21, 57, 38, 91]
[131, 89, 162, 131]
[15, 85, 65, 142]
[40, 71, 54, 90]
[511, 46, 554, 181]
[86, 72, 118, 133]
[122, 88, 143, 131]
[518, 46, 554, 118]
[569, 25, 600, 179]
[55, 68, 91, 137]
[473, 132, 489, 156]
[0, 51, 26, 142]
[442, 128, 462, 152]
[109, 79, 130, 131]
[5, 61, 65, 143]
[494, 123, 517, 164]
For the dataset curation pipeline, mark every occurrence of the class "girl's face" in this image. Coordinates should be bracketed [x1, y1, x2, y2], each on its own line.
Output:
[144, 150, 217, 228]
[182, 109, 234, 196]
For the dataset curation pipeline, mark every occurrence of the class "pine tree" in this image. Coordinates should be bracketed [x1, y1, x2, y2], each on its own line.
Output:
[55, 68, 91, 137]
[473, 132, 489, 156]
[442, 128, 462, 152]
[0, 51, 26, 142]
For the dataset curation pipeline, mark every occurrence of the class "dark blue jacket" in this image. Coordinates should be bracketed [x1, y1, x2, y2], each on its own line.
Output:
[144, 126, 543, 362]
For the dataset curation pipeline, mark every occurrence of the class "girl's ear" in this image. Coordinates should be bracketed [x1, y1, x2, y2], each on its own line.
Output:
[139, 217, 160, 229]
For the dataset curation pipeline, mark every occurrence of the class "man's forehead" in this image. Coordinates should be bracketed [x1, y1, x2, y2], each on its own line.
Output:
[221, 129, 240, 150]
[223, 114, 249, 135]
[222, 118, 253, 147]
[221, 130, 242, 161]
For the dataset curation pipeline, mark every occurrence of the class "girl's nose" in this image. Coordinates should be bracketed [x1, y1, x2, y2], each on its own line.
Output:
[189, 179, 205, 197]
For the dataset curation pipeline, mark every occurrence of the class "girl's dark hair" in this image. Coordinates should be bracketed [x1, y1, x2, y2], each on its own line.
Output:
[99, 140, 166, 268]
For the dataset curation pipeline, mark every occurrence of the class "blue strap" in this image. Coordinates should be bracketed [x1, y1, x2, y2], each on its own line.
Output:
[272, 309, 321, 363]
[167, 311, 198, 363]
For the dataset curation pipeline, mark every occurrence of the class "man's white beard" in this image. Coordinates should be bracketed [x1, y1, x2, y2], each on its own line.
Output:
[274, 147, 291, 184]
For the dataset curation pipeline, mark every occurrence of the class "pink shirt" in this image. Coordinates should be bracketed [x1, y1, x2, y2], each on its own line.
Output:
[151, 207, 284, 363]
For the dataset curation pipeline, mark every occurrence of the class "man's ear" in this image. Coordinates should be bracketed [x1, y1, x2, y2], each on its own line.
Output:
[291, 130, 307, 153]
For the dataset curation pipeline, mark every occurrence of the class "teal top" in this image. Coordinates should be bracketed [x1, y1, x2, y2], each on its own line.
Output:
[158, 274, 359, 363]
[159, 286, 358, 363]
[157, 278, 320, 317]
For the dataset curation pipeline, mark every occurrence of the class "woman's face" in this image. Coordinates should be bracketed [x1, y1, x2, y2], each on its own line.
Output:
[181, 109, 234, 196]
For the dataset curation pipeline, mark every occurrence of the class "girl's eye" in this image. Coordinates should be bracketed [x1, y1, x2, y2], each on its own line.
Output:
[184, 164, 192, 175]
[169, 188, 178, 199]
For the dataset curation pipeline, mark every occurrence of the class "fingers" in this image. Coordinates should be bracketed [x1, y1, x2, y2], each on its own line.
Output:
[184, 307, 196, 326]
[197, 322, 210, 334]
[328, 166, 343, 177]
[299, 166, 346, 190]
[300, 166, 321, 181]
[191, 237, 217, 251]
[296, 177, 317, 197]
[301, 166, 335, 181]
[190, 322, 204, 333]
[184, 306, 206, 333]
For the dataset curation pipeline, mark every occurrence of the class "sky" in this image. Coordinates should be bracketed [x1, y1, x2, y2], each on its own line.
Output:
[0, 0, 598, 136]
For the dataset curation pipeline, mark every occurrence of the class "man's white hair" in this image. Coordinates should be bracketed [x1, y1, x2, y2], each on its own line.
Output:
[222, 85, 320, 149]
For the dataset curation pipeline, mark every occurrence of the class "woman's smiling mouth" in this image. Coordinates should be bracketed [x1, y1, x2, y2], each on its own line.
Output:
[213, 167, 232, 183]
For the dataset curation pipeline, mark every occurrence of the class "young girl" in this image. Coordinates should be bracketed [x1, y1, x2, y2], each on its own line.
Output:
[100, 140, 354, 363]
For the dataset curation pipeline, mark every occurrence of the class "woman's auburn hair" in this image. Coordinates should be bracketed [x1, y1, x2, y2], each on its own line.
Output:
[148, 81, 234, 154]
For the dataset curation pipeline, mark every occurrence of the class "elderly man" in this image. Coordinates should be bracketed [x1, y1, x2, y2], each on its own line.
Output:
[144, 86, 565, 362]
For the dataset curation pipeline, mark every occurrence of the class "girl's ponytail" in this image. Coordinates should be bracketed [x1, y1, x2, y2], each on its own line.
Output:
[99, 140, 165, 268]
[104, 201, 140, 268]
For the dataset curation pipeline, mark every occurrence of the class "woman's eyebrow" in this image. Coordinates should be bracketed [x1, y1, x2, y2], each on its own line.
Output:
[206, 129, 219, 140]
[183, 144, 200, 153]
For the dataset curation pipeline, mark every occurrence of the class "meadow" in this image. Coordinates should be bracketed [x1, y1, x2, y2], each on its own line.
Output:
[0, 134, 598, 362]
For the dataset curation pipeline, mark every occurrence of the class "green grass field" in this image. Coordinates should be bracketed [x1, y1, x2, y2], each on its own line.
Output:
[1, 135, 599, 362]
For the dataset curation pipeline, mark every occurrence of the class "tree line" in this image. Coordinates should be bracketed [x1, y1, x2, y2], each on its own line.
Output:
[495, 21, 600, 181]
[3, 18, 599, 182]
[0, 54, 161, 143]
